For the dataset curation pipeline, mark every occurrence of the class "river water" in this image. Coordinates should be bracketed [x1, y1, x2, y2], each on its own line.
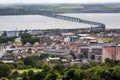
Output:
[0, 13, 119, 31]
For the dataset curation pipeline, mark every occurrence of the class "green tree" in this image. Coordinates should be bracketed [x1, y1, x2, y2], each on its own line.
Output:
[44, 72, 57, 80]
[20, 33, 31, 39]
[80, 63, 91, 69]
[101, 68, 113, 80]
[74, 69, 81, 80]
[0, 36, 16, 43]
[17, 61, 25, 69]
[42, 64, 52, 73]
[65, 68, 75, 80]
[22, 37, 40, 45]
[35, 62, 43, 69]
[89, 66, 105, 80]
[12, 71, 19, 80]
[54, 64, 65, 74]
[111, 66, 120, 79]
[105, 58, 115, 67]
[22, 57, 35, 67]
[33, 71, 45, 80]
[80, 71, 90, 80]
[28, 70, 34, 80]
[0, 64, 11, 78]
[22, 72, 28, 80]
[39, 54, 49, 60]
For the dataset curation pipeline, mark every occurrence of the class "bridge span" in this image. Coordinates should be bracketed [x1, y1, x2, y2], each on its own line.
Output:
[44, 14, 105, 33]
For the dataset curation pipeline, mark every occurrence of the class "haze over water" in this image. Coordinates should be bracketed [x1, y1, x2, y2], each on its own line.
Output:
[0, 13, 119, 31]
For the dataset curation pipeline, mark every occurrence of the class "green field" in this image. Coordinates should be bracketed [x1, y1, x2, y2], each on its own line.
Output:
[90, 35, 112, 42]
[12, 68, 42, 73]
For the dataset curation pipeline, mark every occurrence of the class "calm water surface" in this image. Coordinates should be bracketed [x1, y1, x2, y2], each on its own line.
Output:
[0, 13, 119, 31]
[0, 15, 92, 31]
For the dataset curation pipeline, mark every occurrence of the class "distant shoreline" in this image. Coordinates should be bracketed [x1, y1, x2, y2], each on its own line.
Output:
[0, 3, 120, 14]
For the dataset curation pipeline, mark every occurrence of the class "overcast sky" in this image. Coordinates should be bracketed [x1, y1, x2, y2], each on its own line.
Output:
[0, 0, 119, 4]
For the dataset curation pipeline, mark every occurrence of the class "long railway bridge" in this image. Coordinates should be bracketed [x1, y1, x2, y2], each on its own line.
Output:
[44, 14, 106, 33]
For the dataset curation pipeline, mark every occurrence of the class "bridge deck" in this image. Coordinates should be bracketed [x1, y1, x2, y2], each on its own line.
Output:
[42, 14, 106, 33]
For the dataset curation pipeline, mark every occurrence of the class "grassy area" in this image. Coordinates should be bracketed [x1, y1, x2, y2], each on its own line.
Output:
[89, 35, 113, 42]
[12, 68, 42, 73]
[103, 37, 113, 42]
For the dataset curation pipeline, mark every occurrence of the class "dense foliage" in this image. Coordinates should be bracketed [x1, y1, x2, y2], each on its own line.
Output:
[1, 56, 120, 80]
[0, 36, 16, 43]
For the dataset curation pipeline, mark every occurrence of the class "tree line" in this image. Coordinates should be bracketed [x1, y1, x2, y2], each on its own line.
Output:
[1, 55, 120, 80]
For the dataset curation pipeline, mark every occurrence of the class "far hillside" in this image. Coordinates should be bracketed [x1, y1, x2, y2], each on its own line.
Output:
[0, 3, 120, 15]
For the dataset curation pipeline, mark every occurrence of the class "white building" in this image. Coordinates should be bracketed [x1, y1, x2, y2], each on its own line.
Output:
[64, 36, 70, 42]
[15, 37, 22, 43]
[6, 31, 19, 37]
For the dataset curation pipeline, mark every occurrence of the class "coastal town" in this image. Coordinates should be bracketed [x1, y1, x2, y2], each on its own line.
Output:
[0, 28, 120, 64]
[0, 2, 120, 80]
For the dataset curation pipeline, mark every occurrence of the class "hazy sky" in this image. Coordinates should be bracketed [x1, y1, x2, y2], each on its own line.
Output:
[0, 0, 119, 4]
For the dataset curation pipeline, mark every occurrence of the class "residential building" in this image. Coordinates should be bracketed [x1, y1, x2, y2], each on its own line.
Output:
[6, 31, 19, 37]
[79, 44, 120, 62]
[102, 45, 120, 61]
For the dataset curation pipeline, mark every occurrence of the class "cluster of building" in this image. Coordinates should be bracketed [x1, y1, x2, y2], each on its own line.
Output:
[0, 29, 120, 64]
